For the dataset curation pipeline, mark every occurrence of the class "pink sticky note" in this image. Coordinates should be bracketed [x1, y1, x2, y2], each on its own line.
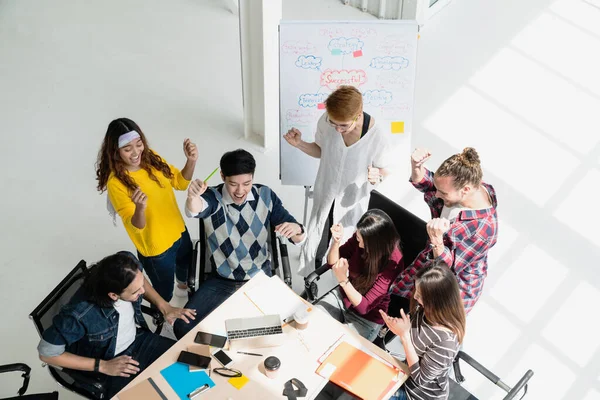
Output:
[353, 50, 363, 58]
[317, 103, 326, 109]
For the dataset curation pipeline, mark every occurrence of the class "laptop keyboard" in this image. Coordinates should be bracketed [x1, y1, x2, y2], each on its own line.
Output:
[227, 325, 283, 340]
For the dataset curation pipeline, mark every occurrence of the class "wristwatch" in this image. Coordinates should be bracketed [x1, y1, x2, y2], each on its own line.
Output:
[429, 242, 444, 250]
[298, 224, 305, 234]
[94, 358, 100, 373]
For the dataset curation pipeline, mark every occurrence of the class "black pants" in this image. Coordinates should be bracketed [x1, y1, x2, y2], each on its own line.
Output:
[314, 203, 335, 270]
[106, 330, 175, 398]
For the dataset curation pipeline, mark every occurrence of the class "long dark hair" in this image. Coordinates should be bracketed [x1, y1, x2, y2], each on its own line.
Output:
[95, 117, 173, 193]
[410, 261, 466, 343]
[83, 252, 140, 308]
[352, 209, 400, 295]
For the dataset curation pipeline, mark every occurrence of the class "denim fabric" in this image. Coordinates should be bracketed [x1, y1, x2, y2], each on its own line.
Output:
[315, 288, 383, 342]
[105, 329, 175, 398]
[389, 387, 408, 400]
[138, 229, 192, 302]
[173, 268, 272, 340]
[39, 252, 148, 361]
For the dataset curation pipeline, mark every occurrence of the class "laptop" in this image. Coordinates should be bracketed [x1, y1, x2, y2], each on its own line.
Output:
[225, 314, 285, 350]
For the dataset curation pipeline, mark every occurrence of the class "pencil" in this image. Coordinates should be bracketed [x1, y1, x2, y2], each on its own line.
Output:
[204, 167, 219, 183]
[237, 351, 263, 356]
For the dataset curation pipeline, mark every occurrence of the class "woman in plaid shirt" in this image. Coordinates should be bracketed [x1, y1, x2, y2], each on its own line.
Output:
[390, 147, 498, 314]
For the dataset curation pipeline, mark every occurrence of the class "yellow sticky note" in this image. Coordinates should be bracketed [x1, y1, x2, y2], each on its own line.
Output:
[391, 121, 405, 134]
[228, 374, 250, 390]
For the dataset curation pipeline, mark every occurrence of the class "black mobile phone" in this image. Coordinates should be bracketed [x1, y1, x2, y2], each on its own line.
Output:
[212, 349, 234, 367]
[194, 331, 227, 348]
[177, 351, 211, 369]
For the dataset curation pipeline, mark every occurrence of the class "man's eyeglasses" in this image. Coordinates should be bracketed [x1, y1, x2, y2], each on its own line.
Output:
[326, 114, 359, 132]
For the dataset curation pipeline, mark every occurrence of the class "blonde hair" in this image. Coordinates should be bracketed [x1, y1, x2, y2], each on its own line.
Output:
[435, 147, 482, 189]
[325, 86, 363, 121]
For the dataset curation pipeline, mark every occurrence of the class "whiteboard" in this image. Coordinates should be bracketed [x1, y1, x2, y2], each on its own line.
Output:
[279, 20, 419, 186]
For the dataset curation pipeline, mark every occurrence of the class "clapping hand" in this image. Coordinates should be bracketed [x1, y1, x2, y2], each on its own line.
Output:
[379, 309, 411, 338]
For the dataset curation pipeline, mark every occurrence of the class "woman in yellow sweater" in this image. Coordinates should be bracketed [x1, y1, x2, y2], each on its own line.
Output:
[96, 118, 197, 302]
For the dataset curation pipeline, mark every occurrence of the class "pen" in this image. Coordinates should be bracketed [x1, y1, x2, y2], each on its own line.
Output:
[204, 167, 219, 183]
[188, 383, 210, 399]
[237, 351, 263, 356]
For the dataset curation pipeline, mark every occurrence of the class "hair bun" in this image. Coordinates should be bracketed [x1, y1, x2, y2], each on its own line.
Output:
[460, 147, 480, 168]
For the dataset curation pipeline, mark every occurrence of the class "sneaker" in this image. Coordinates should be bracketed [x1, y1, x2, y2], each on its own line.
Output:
[174, 285, 188, 298]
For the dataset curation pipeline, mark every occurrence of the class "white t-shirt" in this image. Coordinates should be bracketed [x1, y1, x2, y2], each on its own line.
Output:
[113, 299, 137, 355]
[440, 204, 468, 221]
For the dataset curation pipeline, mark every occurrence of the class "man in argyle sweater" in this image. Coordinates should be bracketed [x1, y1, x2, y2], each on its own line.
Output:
[174, 149, 305, 339]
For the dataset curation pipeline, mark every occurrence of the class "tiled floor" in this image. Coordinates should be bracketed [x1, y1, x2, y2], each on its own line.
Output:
[1, 0, 598, 398]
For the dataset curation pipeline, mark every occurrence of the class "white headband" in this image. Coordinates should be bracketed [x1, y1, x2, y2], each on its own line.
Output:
[118, 130, 141, 148]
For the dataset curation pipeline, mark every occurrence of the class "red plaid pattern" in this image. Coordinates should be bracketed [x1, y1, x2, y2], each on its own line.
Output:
[390, 169, 499, 314]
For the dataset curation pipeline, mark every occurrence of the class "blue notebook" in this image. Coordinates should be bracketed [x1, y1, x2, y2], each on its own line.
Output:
[160, 362, 215, 400]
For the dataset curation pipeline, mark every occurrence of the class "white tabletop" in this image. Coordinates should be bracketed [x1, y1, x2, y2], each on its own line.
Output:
[117, 272, 408, 399]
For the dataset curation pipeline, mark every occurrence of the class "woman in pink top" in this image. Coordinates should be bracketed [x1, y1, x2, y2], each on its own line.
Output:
[315, 209, 404, 341]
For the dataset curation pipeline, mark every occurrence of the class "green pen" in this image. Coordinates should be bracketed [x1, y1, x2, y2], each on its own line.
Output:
[204, 167, 219, 183]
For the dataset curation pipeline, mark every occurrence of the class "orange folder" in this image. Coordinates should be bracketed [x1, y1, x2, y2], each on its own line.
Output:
[316, 341, 403, 400]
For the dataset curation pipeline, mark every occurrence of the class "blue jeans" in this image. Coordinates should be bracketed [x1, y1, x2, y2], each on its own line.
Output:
[106, 329, 175, 398]
[389, 387, 408, 400]
[315, 288, 383, 342]
[138, 229, 192, 302]
[173, 268, 272, 340]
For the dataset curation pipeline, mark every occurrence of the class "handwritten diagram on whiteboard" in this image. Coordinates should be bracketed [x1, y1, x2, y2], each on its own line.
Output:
[279, 21, 418, 186]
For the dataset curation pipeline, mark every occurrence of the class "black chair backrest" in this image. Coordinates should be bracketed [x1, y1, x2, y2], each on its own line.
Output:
[367, 190, 428, 266]
[29, 261, 99, 399]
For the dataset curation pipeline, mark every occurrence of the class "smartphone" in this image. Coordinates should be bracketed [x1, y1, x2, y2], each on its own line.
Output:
[212, 349, 234, 368]
[194, 331, 227, 348]
[177, 350, 211, 369]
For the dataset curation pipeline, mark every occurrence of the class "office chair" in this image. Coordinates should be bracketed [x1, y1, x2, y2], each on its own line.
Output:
[187, 217, 293, 295]
[0, 363, 58, 400]
[29, 260, 165, 400]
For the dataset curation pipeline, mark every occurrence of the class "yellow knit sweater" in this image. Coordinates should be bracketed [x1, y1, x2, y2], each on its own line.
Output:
[107, 156, 190, 257]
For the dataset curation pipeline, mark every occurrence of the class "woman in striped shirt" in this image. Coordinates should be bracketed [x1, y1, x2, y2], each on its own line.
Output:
[380, 261, 466, 400]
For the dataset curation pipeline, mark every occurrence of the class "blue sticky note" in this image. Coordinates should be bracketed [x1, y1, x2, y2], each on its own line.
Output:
[331, 49, 342, 55]
[160, 362, 215, 400]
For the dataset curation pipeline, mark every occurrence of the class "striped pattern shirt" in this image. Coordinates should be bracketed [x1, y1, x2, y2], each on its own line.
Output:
[390, 169, 498, 313]
[404, 309, 460, 400]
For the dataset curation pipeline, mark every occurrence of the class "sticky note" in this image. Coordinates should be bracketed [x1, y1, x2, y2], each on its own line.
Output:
[228, 374, 250, 390]
[317, 103, 326, 109]
[353, 50, 363, 57]
[331, 49, 342, 55]
[391, 121, 405, 134]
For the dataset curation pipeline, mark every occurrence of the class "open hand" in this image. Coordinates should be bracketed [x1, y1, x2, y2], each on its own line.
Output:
[162, 304, 196, 325]
[275, 222, 302, 238]
[379, 309, 411, 338]
[99, 355, 140, 377]
[183, 138, 198, 162]
[283, 128, 302, 148]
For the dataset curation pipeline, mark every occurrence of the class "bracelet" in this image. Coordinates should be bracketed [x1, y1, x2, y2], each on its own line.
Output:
[339, 279, 349, 287]
[94, 358, 100, 373]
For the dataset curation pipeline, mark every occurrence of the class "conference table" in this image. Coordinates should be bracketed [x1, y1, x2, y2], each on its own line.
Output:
[117, 272, 408, 399]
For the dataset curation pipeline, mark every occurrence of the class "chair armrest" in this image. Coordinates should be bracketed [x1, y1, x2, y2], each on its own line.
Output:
[302, 264, 331, 301]
[455, 351, 509, 390]
[277, 237, 292, 287]
[0, 363, 30, 396]
[503, 370, 534, 400]
[141, 305, 165, 335]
